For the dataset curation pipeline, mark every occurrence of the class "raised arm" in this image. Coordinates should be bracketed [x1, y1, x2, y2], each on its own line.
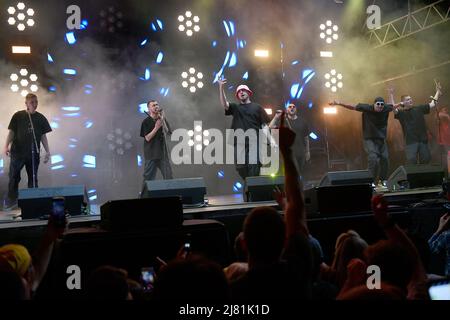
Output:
[269, 110, 282, 129]
[144, 120, 162, 142]
[279, 113, 308, 237]
[429, 81, 443, 109]
[218, 78, 230, 111]
[329, 100, 356, 111]
[4, 129, 14, 156]
[372, 195, 428, 299]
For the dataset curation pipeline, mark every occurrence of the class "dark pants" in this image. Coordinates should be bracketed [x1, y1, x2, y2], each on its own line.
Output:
[235, 143, 261, 180]
[143, 159, 173, 181]
[363, 139, 389, 182]
[8, 154, 40, 202]
[405, 142, 431, 164]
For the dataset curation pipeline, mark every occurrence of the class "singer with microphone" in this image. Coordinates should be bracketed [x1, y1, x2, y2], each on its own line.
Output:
[388, 81, 443, 165]
[3, 93, 52, 211]
[140, 100, 173, 194]
[269, 104, 310, 178]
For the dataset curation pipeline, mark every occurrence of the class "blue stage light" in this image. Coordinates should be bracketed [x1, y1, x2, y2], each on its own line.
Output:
[292, 60, 299, 65]
[212, 40, 217, 47]
[65, 32, 76, 45]
[50, 121, 59, 129]
[140, 39, 148, 46]
[49, 86, 56, 92]
[82, 155, 96, 168]
[47, 53, 54, 63]
[156, 19, 163, 30]
[242, 71, 249, 80]
[156, 52, 163, 64]
[217, 170, 224, 178]
[61, 106, 80, 112]
[51, 154, 64, 164]
[290, 83, 300, 99]
[137, 155, 142, 167]
[308, 101, 313, 109]
[229, 52, 237, 67]
[138, 103, 147, 114]
[63, 68, 77, 75]
[309, 132, 318, 140]
[144, 68, 151, 80]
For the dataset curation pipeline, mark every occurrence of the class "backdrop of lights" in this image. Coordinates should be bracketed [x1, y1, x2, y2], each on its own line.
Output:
[181, 67, 204, 93]
[177, 11, 200, 37]
[10, 68, 39, 97]
[107, 128, 133, 156]
[7, 2, 35, 31]
[319, 20, 339, 44]
[324, 69, 343, 93]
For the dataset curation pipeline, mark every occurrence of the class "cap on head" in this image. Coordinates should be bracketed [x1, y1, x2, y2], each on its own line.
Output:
[235, 85, 253, 99]
[0, 244, 32, 277]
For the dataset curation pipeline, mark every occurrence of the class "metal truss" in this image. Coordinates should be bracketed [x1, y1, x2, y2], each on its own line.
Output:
[367, 0, 450, 48]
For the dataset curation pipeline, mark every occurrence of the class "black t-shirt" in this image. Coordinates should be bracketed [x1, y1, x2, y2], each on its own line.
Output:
[394, 104, 430, 144]
[140, 116, 166, 160]
[225, 102, 270, 131]
[355, 103, 393, 140]
[8, 110, 52, 158]
[286, 116, 309, 157]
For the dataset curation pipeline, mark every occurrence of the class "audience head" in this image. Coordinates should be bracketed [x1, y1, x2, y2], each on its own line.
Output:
[0, 271, 29, 300]
[87, 265, 132, 300]
[332, 230, 368, 286]
[364, 240, 415, 291]
[243, 207, 285, 265]
[152, 255, 229, 301]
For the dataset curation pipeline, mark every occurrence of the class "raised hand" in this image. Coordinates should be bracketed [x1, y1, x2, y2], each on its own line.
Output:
[329, 100, 340, 106]
[4, 145, 10, 157]
[43, 152, 50, 164]
[372, 194, 390, 226]
[155, 119, 163, 130]
[387, 86, 395, 96]
[218, 78, 227, 87]
[437, 213, 450, 234]
[435, 80, 442, 95]
[278, 111, 296, 153]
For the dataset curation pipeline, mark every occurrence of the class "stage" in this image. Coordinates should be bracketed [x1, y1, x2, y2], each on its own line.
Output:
[0, 186, 444, 229]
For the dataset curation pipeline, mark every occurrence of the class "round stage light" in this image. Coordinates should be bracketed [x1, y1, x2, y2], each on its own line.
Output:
[181, 67, 204, 93]
[26, 19, 34, 26]
[195, 144, 202, 151]
[17, 13, 25, 20]
[189, 67, 196, 74]
[27, 8, 34, 16]
[195, 135, 202, 142]
[17, 23, 25, 31]
[17, 3, 25, 10]
[203, 139, 210, 146]
[29, 74, 38, 81]
[324, 69, 343, 93]
[8, 17, 15, 25]
[19, 68, 28, 76]
[20, 90, 28, 97]
[189, 77, 196, 84]
[197, 82, 204, 88]
[203, 130, 209, 137]
[331, 86, 337, 93]
[20, 79, 28, 87]
[188, 130, 194, 137]
[8, 7, 15, 15]
[11, 84, 19, 92]
[30, 84, 38, 92]
[189, 86, 196, 93]
[178, 11, 200, 37]
[319, 20, 339, 44]
[181, 71, 188, 78]
[197, 72, 203, 79]
[182, 81, 188, 88]
[10, 73, 18, 81]
[195, 125, 202, 132]
[188, 140, 194, 147]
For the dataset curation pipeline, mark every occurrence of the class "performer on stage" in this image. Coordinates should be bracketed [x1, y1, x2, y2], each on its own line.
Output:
[330, 97, 400, 187]
[140, 100, 173, 189]
[3, 94, 52, 210]
[388, 81, 442, 164]
[269, 103, 310, 177]
[218, 78, 270, 180]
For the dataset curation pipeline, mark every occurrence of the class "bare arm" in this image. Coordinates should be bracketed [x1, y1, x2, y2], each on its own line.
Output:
[279, 114, 308, 237]
[144, 121, 162, 142]
[32, 218, 66, 291]
[218, 78, 230, 111]
[429, 82, 442, 109]
[4, 129, 14, 156]
[41, 134, 50, 154]
[329, 100, 356, 111]
[269, 112, 282, 129]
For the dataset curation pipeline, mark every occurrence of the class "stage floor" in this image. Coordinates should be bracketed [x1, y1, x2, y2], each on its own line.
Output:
[0, 186, 443, 228]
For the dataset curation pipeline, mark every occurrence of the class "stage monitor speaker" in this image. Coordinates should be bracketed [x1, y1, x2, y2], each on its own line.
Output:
[387, 164, 446, 191]
[142, 178, 206, 205]
[305, 184, 373, 216]
[319, 170, 373, 186]
[245, 175, 284, 202]
[18, 185, 87, 220]
[100, 196, 183, 232]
